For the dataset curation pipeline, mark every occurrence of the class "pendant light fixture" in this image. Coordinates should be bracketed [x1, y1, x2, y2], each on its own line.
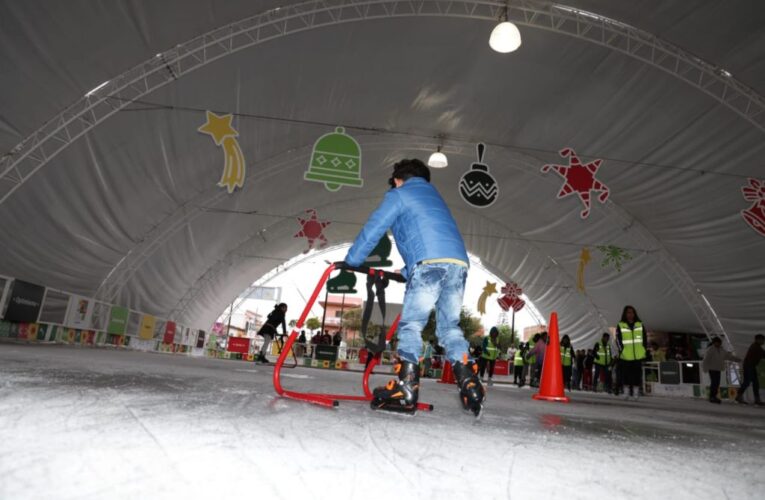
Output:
[489, 2, 522, 53]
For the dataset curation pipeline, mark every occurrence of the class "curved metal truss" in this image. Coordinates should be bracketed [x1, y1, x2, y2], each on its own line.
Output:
[2, 0, 764, 205]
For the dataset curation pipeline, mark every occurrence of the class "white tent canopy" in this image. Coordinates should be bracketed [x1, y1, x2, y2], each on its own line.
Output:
[1, 0, 763, 351]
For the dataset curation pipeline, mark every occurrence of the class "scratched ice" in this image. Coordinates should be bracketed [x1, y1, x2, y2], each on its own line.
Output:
[1, 344, 763, 499]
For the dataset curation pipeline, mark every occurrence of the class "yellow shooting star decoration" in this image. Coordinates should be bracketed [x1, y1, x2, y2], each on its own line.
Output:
[577, 247, 591, 292]
[197, 110, 246, 193]
[477, 281, 498, 315]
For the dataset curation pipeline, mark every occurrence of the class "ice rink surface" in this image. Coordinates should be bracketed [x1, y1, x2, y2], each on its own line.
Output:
[1, 343, 763, 500]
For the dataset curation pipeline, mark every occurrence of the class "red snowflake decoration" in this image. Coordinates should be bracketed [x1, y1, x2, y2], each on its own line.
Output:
[294, 209, 331, 253]
[741, 178, 765, 237]
[542, 148, 610, 219]
[500, 282, 522, 300]
[497, 282, 525, 312]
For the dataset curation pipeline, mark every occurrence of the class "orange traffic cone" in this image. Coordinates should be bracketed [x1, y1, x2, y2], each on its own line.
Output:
[532, 312, 570, 403]
[437, 360, 456, 384]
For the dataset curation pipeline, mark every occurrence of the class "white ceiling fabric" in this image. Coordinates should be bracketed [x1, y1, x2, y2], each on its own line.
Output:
[1, 0, 763, 351]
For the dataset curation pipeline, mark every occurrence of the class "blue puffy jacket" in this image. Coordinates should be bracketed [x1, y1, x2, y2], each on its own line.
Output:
[344, 177, 468, 279]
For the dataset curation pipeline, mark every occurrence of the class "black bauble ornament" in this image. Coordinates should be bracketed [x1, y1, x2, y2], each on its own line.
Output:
[459, 143, 498, 208]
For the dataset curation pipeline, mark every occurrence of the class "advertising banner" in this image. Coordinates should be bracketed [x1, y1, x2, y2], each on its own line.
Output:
[227, 337, 251, 354]
[4, 280, 45, 323]
[139, 314, 156, 340]
[65, 295, 94, 329]
[107, 306, 129, 335]
[163, 321, 176, 344]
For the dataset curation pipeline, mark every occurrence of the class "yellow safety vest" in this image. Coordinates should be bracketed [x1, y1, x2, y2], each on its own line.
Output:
[482, 338, 499, 361]
[595, 342, 611, 366]
[619, 321, 646, 361]
[560, 346, 573, 367]
[514, 349, 525, 366]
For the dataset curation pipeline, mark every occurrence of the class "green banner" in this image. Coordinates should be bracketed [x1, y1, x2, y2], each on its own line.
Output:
[107, 306, 129, 334]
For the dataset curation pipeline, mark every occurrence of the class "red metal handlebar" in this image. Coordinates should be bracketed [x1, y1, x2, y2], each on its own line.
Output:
[272, 263, 433, 412]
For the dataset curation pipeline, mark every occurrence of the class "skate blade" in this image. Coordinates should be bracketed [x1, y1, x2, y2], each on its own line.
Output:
[370, 401, 417, 416]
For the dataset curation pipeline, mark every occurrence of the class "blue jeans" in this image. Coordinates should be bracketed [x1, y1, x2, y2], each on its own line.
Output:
[396, 263, 468, 365]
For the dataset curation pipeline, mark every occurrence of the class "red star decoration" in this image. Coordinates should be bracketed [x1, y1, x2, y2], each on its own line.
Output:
[294, 209, 331, 253]
[542, 148, 610, 219]
[741, 178, 765, 237]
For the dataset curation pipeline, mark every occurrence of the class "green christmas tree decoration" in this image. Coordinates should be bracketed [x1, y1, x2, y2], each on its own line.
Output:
[596, 245, 632, 272]
[305, 127, 363, 191]
[362, 235, 393, 268]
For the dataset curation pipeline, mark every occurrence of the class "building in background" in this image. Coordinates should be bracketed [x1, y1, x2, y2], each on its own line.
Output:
[318, 295, 362, 339]
[523, 324, 547, 342]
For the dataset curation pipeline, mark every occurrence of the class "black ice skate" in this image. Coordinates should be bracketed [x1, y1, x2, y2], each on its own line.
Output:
[370, 360, 419, 415]
[453, 356, 486, 418]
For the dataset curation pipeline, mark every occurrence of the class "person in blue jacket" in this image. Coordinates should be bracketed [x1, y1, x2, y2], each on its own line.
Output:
[343, 158, 485, 416]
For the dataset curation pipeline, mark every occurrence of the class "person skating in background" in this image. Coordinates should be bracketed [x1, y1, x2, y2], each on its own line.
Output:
[309, 331, 320, 357]
[525, 334, 540, 387]
[574, 349, 585, 390]
[255, 303, 288, 364]
[342, 158, 484, 416]
[616, 306, 647, 401]
[528, 331, 548, 387]
[593, 333, 613, 393]
[513, 342, 528, 386]
[296, 330, 307, 358]
[560, 334, 574, 391]
[583, 349, 595, 390]
[735, 334, 764, 406]
[478, 327, 500, 386]
[701, 336, 740, 404]
[320, 330, 332, 345]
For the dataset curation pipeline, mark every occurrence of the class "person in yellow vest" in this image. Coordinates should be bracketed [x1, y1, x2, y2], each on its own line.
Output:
[478, 327, 500, 386]
[513, 342, 527, 386]
[616, 305, 648, 400]
[560, 334, 574, 391]
[593, 332, 613, 393]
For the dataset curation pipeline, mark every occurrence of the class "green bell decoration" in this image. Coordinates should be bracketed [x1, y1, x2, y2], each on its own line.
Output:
[304, 127, 363, 191]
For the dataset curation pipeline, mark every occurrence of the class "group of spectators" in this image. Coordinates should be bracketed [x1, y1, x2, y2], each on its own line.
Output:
[504, 306, 650, 399]
[292, 329, 343, 357]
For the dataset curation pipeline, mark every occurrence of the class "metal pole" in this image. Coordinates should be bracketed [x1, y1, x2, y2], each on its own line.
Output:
[511, 309, 516, 344]
[226, 301, 234, 344]
[320, 287, 329, 336]
[339, 293, 346, 334]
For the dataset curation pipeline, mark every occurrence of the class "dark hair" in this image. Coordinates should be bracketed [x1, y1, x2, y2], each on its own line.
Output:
[275, 303, 287, 310]
[620, 305, 641, 323]
[756, 334, 765, 341]
[602, 332, 610, 339]
[711, 336, 722, 344]
[388, 158, 430, 188]
[489, 327, 499, 336]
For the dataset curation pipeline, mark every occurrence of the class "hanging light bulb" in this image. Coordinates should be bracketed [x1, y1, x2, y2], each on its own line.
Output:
[489, 3, 521, 53]
[428, 145, 448, 168]
[490, 22, 521, 53]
